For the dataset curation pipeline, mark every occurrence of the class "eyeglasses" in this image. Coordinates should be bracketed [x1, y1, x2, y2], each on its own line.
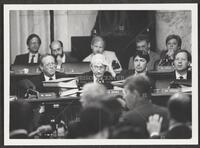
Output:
[92, 65, 106, 70]
[44, 63, 56, 67]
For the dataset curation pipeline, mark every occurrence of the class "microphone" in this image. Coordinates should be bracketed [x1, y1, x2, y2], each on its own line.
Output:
[25, 88, 39, 99]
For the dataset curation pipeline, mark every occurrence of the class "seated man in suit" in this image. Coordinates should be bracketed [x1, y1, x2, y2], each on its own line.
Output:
[50, 40, 78, 69]
[169, 50, 192, 88]
[120, 75, 169, 136]
[118, 50, 150, 79]
[83, 35, 122, 76]
[14, 33, 41, 65]
[116, 50, 155, 88]
[30, 54, 67, 93]
[147, 93, 191, 139]
[128, 34, 159, 71]
[173, 49, 191, 80]
[79, 54, 115, 89]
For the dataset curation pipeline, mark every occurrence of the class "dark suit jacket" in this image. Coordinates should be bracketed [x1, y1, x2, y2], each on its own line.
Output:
[78, 71, 115, 89]
[121, 101, 169, 135]
[169, 70, 192, 88]
[14, 53, 40, 65]
[171, 70, 192, 80]
[30, 71, 67, 93]
[164, 124, 192, 139]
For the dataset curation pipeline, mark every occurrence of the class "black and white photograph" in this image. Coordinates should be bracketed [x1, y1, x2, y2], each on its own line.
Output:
[2, 3, 198, 146]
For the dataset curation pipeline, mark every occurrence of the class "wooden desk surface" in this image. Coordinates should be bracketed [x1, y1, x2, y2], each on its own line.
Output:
[10, 63, 90, 76]
[25, 96, 80, 104]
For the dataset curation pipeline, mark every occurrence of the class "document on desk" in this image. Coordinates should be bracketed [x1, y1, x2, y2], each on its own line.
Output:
[46, 77, 77, 82]
[59, 88, 79, 97]
[43, 78, 78, 88]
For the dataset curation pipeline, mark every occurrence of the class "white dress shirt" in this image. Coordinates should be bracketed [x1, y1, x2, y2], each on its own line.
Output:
[175, 71, 187, 80]
[28, 52, 39, 63]
[44, 74, 56, 81]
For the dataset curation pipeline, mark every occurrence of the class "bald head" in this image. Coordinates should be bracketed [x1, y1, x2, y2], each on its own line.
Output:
[168, 93, 191, 122]
[50, 40, 64, 57]
[91, 36, 105, 54]
[80, 83, 107, 107]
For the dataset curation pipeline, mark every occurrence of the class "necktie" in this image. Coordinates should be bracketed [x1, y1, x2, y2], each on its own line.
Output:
[97, 79, 103, 84]
[49, 77, 53, 80]
[30, 55, 35, 64]
[179, 76, 184, 80]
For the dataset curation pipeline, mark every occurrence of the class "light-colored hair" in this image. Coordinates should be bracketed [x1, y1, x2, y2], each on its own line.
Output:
[39, 54, 55, 66]
[91, 35, 105, 48]
[90, 53, 108, 66]
[81, 83, 107, 107]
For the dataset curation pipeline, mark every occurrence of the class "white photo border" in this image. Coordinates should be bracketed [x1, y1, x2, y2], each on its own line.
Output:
[4, 3, 198, 145]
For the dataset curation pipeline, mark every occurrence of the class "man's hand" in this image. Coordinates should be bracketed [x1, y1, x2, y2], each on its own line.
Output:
[146, 114, 163, 137]
[166, 50, 174, 60]
[56, 55, 63, 66]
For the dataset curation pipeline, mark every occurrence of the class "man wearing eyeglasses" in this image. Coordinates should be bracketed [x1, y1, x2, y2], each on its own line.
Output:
[31, 54, 67, 93]
[78, 54, 114, 89]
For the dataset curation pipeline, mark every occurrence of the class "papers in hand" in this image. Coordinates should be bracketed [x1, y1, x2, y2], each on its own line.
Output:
[43, 77, 78, 88]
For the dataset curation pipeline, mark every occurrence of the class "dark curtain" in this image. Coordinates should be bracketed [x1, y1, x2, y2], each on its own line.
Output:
[91, 11, 156, 68]
[93, 11, 156, 49]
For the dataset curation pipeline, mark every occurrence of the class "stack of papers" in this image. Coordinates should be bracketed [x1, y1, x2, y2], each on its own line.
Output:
[43, 77, 78, 88]
[59, 88, 80, 97]
[111, 80, 125, 87]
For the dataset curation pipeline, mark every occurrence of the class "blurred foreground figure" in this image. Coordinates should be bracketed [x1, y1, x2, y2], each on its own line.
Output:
[147, 92, 191, 139]
[77, 104, 112, 138]
[10, 100, 33, 138]
[121, 75, 169, 138]
[80, 82, 107, 107]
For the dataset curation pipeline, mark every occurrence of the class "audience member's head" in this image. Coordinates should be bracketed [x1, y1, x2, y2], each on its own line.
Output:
[50, 40, 64, 58]
[39, 54, 56, 77]
[91, 36, 105, 54]
[101, 96, 124, 125]
[80, 82, 107, 107]
[166, 34, 182, 52]
[123, 75, 152, 110]
[173, 50, 191, 74]
[10, 100, 33, 136]
[168, 92, 191, 123]
[90, 54, 108, 80]
[26, 34, 41, 54]
[133, 50, 150, 73]
[79, 104, 112, 138]
[136, 34, 151, 52]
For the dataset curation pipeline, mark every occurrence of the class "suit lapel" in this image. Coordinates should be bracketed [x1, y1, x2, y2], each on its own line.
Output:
[25, 53, 29, 63]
